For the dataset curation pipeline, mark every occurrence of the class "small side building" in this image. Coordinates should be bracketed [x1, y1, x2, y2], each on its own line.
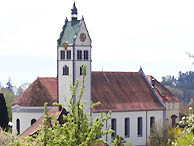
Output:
[147, 75, 180, 127]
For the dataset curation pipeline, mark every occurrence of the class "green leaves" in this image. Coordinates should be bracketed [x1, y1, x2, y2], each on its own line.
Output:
[171, 107, 194, 146]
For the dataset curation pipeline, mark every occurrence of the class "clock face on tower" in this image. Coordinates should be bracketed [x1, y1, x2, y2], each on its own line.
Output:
[80, 33, 86, 42]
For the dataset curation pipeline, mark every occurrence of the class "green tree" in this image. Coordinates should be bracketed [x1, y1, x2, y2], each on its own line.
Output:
[0, 94, 9, 131]
[147, 123, 176, 146]
[0, 89, 17, 121]
[171, 107, 194, 146]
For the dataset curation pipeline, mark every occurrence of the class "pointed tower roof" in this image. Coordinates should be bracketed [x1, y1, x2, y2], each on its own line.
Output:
[71, 2, 77, 15]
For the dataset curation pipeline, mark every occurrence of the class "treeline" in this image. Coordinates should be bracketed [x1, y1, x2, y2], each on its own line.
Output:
[162, 71, 194, 103]
[0, 79, 30, 121]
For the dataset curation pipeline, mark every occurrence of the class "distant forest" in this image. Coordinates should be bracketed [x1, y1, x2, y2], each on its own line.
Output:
[162, 71, 194, 103]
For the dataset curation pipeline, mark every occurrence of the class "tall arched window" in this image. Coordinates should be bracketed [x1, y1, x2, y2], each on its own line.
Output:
[31, 119, 36, 125]
[16, 119, 20, 135]
[80, 65, 86, 75]
[171, 115, 177, 127]
[150, 116, 155, 129]
[63, 65, 69, 75]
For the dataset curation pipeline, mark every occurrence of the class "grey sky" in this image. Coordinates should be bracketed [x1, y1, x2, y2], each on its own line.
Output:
[0, 0, 194, 86]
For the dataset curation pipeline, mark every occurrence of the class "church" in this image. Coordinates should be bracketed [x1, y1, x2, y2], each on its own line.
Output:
[12, 3, 170, 146]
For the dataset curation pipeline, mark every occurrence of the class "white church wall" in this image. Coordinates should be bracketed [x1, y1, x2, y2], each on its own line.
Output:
[92, 110, 164, 146]
[58, 46, 73, 106]
[12, 105, 51, 134]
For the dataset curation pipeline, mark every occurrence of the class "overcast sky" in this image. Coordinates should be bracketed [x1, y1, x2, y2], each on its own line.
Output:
[0, 0, 194, 87]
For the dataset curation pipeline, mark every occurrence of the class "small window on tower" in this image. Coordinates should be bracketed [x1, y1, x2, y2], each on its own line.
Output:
[80, 65, 86, 75]
[84, 50, 88, 60]
[67, 50, 71, 60]
[60, 50, 65, 60]
[63, 65, 69, 75]
[77, 50, 82, 60]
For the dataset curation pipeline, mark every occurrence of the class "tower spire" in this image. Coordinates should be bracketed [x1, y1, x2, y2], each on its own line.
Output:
[71, 2, 78, 25]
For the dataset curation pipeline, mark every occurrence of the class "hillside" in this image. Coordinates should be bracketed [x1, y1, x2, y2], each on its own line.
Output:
[162, 71, 194, 103]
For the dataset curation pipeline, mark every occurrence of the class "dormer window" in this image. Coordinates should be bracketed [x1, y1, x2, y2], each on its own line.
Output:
[77, 50, 82, 60]
[84, 50, 88, 60]
[67, 50, 71, 60]
[60, 50, 65, 60]
[63, 65, 69, 75]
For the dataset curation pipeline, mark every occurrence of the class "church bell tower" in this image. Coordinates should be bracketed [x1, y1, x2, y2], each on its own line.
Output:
[57, 3, 92, 114]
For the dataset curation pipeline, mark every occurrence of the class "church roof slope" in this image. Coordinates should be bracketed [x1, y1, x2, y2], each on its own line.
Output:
[12, 77, 57, 106]
[147, 75, 180, 102]
[92, 72, 165, 112]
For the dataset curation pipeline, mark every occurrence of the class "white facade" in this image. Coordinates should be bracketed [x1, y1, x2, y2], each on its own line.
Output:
[12, 105, 52, 134]
[92, 110, 165, 146]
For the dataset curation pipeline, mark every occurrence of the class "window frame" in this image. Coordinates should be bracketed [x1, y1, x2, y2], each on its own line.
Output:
[125, 118, 130, 138]
[77, 50, 82, 60]
[60, 50, 65, 60]
[137, 117, 143, 137]
[80, 65, 86, 76]
[111, 118, 117, 138]
[84, 50, 89, 60]
[150, 116, 155, 129]
[31, 119, 36, 125]
[63, 65, 69, 75]
[16, 119, 20, 135]
[67, 50, 71, 60]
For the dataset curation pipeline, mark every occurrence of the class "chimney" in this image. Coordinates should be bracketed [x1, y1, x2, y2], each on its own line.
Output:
[152, 78, 155, 88]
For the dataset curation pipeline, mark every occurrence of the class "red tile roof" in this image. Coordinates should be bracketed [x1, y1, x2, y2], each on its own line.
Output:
[12, 77, 57, 106]
[13, 73, 165, 111]
[147, 75, 180, 102]
[92, 72, 165, 112]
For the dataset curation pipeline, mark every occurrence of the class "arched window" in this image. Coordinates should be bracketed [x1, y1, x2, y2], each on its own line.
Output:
[171, 115, 177, 127]
[16, 119, 20, 135]
[80, 65, 86, 75]
[150, 116, 155, 129]
[63, 65, 69, 75]
[31, 119, 36, 125]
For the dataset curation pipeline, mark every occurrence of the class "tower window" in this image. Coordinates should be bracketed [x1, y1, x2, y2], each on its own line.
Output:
[111, 118, 116, 138]
[16, 119, 20, 135]
[80, 65, 86, 75]
[125, 118, 130, 138]
[67, 50, 71, 60]
[137, 117, 143, 137]
[63, 65, 69, 75]
[77, 50, 82, 60]
[31, 119, 36, 125]
[150, 117, 155, 129]
[84, 50, 88, 60]
[60, 50, 65, 60]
